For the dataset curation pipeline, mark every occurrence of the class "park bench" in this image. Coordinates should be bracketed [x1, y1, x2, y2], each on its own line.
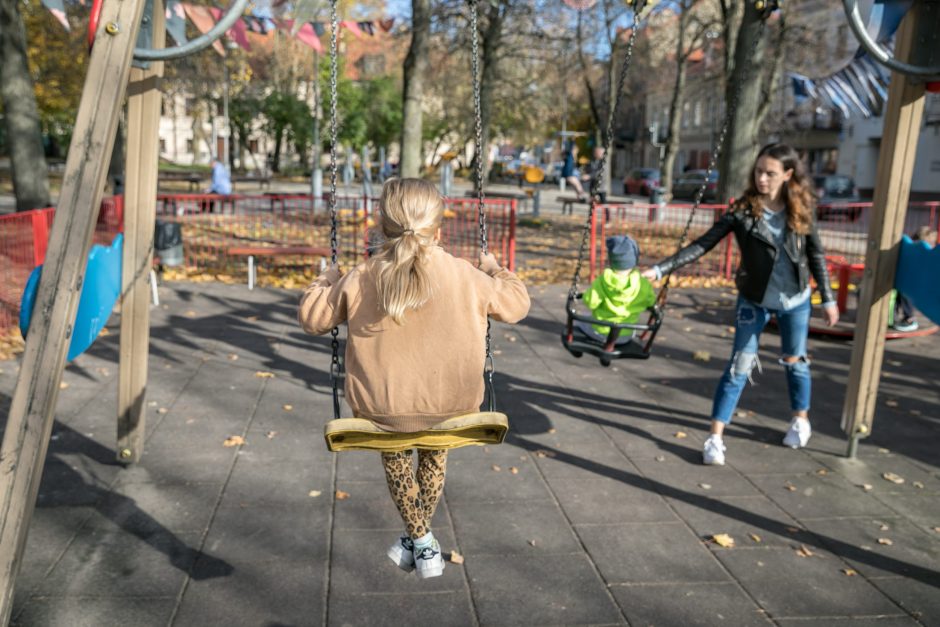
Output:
[556, 195, 633, 215]
[233, 173, 272, 191]
[463, 189, 529, 212]
[158, 171, 207, 192]
[227, 245, 331, 290]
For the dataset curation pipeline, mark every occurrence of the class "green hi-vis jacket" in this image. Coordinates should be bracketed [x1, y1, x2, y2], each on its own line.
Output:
[583, 268, 656, 335]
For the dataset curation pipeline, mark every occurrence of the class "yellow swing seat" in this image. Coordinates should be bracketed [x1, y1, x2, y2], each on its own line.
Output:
[324, 412, 509, 452]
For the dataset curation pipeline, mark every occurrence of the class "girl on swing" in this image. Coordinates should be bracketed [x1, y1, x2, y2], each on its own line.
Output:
[298, 178, 530, 578]
[643, 143, 839, 466]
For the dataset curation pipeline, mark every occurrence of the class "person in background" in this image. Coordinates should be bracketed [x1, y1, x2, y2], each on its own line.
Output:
[208, 158, 232, 195]
[893, 225, 938, 332]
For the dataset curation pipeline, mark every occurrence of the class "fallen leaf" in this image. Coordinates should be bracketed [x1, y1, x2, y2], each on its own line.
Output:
[491, 465, 502, 472]
[59, 382, 69, 390]
[674, 431, 688, 439]
[861, 484, 873, 491]
[547, 428, 557, 434]
[882, 472, 905, 484]
[879, 524, 890, 531]
[913, 481, 925, 489]
[816, 469, 828, 476]
[535, 449, 556, 458]
[157, 407, 168, 414]
[932, 527, 940, 533]
[692, 350, 711, 362]
[227, 353, 239, 361]
[507, 336, 517, 343]
[335, 490, 350, 500]
[509, 467, 519, 475]
[283, 404, 293, 411]
[255, 371, 275, 378]
[449, 550, 465, 564]
[795, 545, 815, 558]
[266, 431, 277, 439]
[683, 326, 693, 332]
[245, 315, 259, 322]
[784, 482, 797, 492]
[910, 409, 921, 416]
[148, 401, 158, 407]
[749, 533, 762, 543]
[877, 538, 893, 546]
[308, 490, 322, 497]
[699, 483, 712, 490]
[786, 526, 801, 534]
[185, 310, 197, 317]
[527, 539, 537, 547]
[223, 435, 245, 447]
[711, 533, 735, 548]
[735, 411, 747, 418]
[878, 448, 890, 454]
[185, 418, 195, 424]
[842, 568, 857, 576]
[655, 455, 666, 462]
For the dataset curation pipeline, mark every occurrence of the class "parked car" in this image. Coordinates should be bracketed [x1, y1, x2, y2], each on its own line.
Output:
[814, 174, 862, 221]
[623, 168, 661, 196]
[672, 169, 719, 201]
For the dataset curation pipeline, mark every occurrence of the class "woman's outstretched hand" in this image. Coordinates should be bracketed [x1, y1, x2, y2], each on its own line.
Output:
[823, 303, 840, 327]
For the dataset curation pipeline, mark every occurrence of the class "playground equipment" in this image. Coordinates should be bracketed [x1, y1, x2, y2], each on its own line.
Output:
[0, 0, 249, 618]
[322, 0, 509, 452]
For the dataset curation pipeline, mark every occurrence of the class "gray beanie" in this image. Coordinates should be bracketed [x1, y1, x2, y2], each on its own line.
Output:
[606, 235, 639, 271]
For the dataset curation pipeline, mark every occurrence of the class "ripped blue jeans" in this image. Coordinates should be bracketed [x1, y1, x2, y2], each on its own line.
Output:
[712, 296, 812, 423]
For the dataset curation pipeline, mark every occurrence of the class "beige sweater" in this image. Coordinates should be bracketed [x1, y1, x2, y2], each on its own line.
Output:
[298, 247, 530, 432]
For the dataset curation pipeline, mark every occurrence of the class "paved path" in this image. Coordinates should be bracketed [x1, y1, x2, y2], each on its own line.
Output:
[1, 281, 938, 626]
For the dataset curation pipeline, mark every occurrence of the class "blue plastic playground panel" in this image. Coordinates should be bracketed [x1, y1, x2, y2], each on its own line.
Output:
[19, 234, 124, 362]
[895, 234, 939, 326]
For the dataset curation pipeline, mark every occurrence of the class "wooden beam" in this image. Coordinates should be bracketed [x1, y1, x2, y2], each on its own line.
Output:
[0, 0, 145, 620]
[117, 0, 165, 464]
[840, 9, 931, 449]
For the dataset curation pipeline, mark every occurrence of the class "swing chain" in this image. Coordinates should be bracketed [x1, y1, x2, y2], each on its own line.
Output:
[470, 0, 495, 411]
[328, 0, 342, 420]
[569, 1, 646, 300]
[659, 17, 770, 302]
[469, 0, 487, 255]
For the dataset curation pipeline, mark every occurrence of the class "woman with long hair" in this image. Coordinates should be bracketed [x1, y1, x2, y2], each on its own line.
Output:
[643, 143, 839, 465]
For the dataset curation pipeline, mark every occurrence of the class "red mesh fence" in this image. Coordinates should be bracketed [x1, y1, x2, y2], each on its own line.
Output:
[0, 194, 517, 336]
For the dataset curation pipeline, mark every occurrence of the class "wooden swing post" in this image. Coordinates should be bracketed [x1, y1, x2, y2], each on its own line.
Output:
[841, 5, 939, 457]
[0, 0, 146, 618]
[118, 0, 165, 464]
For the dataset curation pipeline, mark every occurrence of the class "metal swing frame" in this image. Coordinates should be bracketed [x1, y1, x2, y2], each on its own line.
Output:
[561, 0, 779, 366]
[322, 0, 507, 452]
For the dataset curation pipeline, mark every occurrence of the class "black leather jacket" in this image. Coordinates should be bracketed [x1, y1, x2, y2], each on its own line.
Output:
[656, 208, 835, 306]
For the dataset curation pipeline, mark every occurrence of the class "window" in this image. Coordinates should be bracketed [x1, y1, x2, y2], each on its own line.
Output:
[159, 139, 166, 154]
[249, 139, 259, 153]
[186, 139, 194, 153]
[682, 103, 690, 129]
[694, 102, 702, 127]
[185, 98, 196, 116]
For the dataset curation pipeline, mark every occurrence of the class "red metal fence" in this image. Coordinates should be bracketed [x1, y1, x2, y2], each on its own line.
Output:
[589, 201, 940, 282]
[0, 194, 517, 336]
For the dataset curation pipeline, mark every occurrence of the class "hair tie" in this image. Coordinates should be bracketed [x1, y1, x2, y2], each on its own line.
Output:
[402, 229, 415, 236]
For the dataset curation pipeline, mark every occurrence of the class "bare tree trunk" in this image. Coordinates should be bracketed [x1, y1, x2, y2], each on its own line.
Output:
[0, 0, 51, 211]
[717, 3, 767, 203]
[576, 13, 602, 134]
[400, 0, 431, 178]
[661, 5, 692, 198]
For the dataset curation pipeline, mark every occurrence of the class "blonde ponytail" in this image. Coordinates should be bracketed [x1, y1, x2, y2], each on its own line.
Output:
[373, 178, 444, 324]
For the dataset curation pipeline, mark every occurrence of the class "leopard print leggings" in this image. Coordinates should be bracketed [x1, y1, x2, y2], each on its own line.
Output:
[381, 449, 448, 540]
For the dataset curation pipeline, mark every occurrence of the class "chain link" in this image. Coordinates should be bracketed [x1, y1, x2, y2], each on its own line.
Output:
[569, 0, 646, 299]
[328, 0, 341, 420]
[470, 0, 488, 254]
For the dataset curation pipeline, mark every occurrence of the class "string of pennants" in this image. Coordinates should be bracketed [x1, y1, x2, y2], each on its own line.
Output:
[39, 0, 394, 57]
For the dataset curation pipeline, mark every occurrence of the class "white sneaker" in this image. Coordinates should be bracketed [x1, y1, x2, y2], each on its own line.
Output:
[703, 435, 726, 466]
[387, 535, 415, 572]
[783, 417, 812, 449]
[414, 538, 445, 579]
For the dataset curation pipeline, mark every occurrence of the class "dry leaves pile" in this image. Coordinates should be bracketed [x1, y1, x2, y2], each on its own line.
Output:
[0, 328, 25, 361]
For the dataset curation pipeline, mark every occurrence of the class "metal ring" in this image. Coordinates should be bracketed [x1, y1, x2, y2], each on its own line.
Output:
[132, 0, 251, 61]
[842, 0, 940, 79]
